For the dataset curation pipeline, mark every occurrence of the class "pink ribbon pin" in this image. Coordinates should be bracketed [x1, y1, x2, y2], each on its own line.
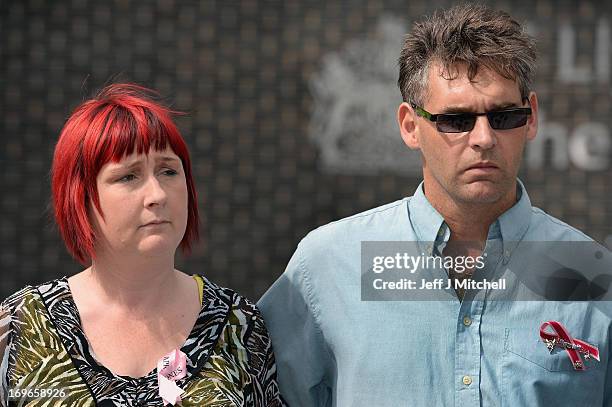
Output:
[157, 349, 187, 405]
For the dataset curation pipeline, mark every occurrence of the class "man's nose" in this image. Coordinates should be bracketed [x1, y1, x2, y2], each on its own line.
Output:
[467, 115, 497, 150]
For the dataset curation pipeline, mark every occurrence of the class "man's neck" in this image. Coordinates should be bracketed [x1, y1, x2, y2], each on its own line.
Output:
[423, 179, 517, 243]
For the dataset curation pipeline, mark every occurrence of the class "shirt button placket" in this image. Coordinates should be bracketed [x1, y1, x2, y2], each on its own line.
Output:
[455, 299, 483, 407]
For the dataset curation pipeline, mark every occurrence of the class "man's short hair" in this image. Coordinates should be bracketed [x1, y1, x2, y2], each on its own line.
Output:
[397, 3, 537, 105]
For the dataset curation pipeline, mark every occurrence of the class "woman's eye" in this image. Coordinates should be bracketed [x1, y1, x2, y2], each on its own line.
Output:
[162, 169, 178, 176]
[117, 174, 136, 182]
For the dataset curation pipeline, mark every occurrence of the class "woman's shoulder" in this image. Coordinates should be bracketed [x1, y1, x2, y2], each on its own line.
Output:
[1, 278, 67, 315]
[2, 284, 40, 313]
[0, 279, 67, 356]
[194, 274, 263, 325]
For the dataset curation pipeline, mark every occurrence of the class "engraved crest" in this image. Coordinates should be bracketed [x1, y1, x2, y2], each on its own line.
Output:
[309, 17, 423, 175]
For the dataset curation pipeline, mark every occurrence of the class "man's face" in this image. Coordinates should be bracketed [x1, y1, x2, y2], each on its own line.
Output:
[399, 62, 538, 206]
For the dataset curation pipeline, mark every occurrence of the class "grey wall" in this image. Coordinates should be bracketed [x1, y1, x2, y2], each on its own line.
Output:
[1, 0, 610, 301]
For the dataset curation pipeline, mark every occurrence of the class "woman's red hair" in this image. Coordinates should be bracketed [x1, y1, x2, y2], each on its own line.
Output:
[51, 83, 199, 264]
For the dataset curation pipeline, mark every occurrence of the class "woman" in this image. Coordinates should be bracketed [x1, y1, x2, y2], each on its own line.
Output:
[0, 84, 285, 406]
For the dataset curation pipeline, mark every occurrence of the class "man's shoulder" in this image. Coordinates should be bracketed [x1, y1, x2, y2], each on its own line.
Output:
[319, 198, 410, 228]
[301, 198, 410, 245]
[528, 205, 593, 241]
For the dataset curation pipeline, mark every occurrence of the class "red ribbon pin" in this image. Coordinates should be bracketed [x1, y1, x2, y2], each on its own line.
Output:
[539, 320, 600, 371]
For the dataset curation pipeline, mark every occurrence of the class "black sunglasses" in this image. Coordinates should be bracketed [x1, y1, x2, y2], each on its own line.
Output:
[410, 102, 532, 133]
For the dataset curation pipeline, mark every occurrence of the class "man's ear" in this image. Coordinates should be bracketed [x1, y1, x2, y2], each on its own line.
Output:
[526, 91, 538, 142]
[397, 102, 420, 150]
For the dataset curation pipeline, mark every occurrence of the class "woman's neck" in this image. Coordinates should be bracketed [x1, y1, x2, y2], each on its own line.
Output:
[80, 252, 181, 316]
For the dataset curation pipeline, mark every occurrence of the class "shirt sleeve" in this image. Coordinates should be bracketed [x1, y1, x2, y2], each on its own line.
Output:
[605, 323, 612, 407]
[257, 244, 333, 407]
[0, 300, 11, 407]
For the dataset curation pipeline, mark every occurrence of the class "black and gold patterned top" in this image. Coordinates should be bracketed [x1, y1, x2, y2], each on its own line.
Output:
[0, 275, 285, 406]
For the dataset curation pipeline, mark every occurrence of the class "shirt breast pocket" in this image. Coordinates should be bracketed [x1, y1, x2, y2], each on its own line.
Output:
[501, 328, 605, 407]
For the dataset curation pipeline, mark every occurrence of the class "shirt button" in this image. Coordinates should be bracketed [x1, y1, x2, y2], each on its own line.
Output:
[462, 375, 472, 386]
[463, 316, 472, 326]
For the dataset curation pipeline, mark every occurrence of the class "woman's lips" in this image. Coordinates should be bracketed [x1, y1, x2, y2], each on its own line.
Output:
[141, 220, 170, 228]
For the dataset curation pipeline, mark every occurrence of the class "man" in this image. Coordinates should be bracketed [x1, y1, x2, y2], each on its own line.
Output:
[259, 4, 611, 406]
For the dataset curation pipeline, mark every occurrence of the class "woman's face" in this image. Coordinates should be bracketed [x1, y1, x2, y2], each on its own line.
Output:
[91, 147, 189, 258]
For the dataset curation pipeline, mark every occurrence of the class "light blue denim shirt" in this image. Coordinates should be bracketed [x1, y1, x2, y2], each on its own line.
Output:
[258, 180, 612, 406]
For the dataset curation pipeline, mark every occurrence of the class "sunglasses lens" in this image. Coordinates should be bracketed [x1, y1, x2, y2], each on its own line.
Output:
[436, 114, 476, 133]
[489, 110, 529, 130]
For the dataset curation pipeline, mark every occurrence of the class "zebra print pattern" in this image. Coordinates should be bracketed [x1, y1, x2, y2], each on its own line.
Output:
[2, 285, 94, 406]
[1, 276, 285, 406]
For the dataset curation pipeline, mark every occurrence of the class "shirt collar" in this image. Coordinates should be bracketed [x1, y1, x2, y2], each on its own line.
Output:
[497, 178, 531, 242]
[408, 181, 446, 245]
[408, 179, 532, 255]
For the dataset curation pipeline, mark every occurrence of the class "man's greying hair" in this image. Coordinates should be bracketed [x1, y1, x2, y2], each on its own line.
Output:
[398, 4, 537, 105]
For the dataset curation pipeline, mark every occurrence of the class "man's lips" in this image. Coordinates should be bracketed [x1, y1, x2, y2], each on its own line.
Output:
[464, 162, 499, 171]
